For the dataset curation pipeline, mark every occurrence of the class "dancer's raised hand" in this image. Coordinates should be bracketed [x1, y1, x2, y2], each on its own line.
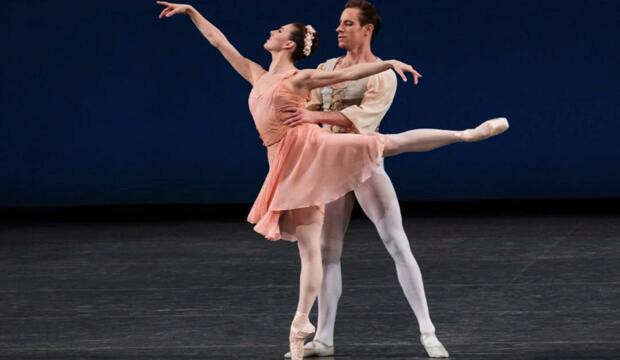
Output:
[157, 1, 192, 19]
[386, 60, 422, 84]
[155, 1, 265, 84]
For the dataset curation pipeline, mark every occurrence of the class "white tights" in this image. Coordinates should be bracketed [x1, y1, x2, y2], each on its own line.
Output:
[314, 163, 436, 346]
[286, 206, 325, 317]
[294, 125, 497, 341]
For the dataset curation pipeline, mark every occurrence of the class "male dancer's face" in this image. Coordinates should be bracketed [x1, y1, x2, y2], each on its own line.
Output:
[336, 8, 372, 50]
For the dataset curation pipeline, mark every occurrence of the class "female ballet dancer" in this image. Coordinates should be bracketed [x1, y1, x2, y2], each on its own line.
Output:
[157, 2, 509, 359]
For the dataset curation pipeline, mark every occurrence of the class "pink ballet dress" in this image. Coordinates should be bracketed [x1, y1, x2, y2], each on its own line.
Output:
[247, 70, 385, 241]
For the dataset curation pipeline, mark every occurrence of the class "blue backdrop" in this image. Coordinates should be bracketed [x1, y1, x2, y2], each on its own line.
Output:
[2, 0, 619, 207]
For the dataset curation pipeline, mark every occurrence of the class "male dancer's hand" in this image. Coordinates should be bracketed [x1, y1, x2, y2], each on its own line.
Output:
[282, 107, 319, 128]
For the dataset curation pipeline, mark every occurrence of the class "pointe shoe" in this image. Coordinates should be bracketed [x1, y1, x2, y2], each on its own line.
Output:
[460, 117, 509, 142]
[421, 333, 450, 358]
[284, 339, 335, 358]
[289, 321, 316, 360]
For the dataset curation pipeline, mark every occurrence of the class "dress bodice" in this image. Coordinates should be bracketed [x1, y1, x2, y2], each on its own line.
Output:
[249, 71, 308, 147]
[246, 70, 386, 241]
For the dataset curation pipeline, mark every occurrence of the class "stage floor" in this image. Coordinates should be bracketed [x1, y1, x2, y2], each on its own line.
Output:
[1, 214, 618, 359]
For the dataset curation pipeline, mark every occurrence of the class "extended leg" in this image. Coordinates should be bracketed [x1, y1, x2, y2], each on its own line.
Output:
[383, 117, 509, 157]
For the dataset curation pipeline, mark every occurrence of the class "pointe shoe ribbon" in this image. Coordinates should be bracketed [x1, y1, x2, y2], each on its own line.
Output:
[284, 339, 335, 358]
[421, 333, 450, 358]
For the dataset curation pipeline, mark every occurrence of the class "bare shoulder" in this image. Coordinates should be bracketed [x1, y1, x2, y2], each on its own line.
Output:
[289, 69, 315, 87]
[251, 68, 268, 85]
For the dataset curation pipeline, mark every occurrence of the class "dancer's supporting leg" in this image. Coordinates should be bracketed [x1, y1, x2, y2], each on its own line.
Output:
[355, 164, 435, 333]
[287, 165, 449, 359]
[286, 117, 508, 358]
[384, 118, 509, 157]
[354, 164, 449, 358]
[314, 166, 440, 340]
[316, 193, 355, 345]
[284, 194, 353, 359]
[287, 207, 324, 360]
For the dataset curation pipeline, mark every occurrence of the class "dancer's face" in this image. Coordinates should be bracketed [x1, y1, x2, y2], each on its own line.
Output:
[264, 24, 296, 53]
[336, 8, 373, 49]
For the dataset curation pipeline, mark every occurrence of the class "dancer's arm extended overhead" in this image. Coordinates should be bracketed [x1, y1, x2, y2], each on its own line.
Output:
[157, 1, 266, 84]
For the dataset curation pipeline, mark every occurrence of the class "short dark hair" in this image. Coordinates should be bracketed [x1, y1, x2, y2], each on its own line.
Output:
[289, 23, 321, 62]
[344, 0, 381, 42]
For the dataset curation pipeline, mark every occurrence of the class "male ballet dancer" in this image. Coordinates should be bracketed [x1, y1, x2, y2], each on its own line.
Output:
[282, 0, 449, 358]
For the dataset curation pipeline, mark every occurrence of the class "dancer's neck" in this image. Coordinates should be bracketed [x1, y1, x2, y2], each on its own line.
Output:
[269, 51, 297, 74]
[342, 43, 376, 65]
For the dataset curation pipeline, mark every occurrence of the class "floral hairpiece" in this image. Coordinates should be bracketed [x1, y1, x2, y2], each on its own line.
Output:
[303, 25, 316, 56]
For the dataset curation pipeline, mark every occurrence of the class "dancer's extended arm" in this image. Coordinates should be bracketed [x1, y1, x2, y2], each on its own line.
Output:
[291, 60, 420, 91]
[284, 67, 354, 130]
[157, 1, 266, 84]
[283, 71, 397, 132]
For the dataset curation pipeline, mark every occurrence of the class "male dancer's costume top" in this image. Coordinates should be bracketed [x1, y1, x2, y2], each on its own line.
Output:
[307, 57, 397, 134]
[247, 70, 386, 241]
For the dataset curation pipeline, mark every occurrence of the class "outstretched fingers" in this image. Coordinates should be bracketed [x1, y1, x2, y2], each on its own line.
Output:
[401, 65, 422, 85]
[158, 7, 171, 19]
[390, 60, 423, 85]
[393, 66, 408, 82]
[156, 1, 180, 19]
[407, 65, 423, 85]
[167, 8, 181, 17]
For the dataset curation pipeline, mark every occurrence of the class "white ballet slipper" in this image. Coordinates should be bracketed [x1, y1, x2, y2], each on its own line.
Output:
[284, 339, 334, 358]
[460, 117, 510, 142]
[421, 333, 450, 358]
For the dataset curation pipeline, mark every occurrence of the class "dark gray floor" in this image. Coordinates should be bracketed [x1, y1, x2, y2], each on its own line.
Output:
[1, 215, 619, 359]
